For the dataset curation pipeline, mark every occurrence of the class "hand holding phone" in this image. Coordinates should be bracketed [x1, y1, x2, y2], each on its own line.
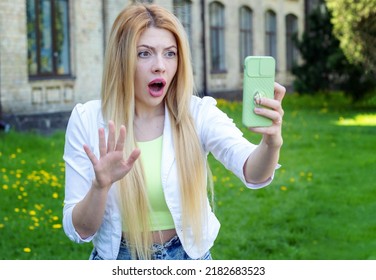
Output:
[242, 56, 275, 127]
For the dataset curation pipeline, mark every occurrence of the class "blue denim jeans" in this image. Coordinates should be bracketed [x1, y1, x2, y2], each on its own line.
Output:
[90, 235, 212, 260]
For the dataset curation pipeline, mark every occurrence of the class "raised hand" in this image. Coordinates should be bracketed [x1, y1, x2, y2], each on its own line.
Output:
[249, 82, 285, 147]
[83, 121, 141, 190]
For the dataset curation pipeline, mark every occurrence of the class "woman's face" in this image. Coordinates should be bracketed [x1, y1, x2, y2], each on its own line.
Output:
[134, 27, 178, 115]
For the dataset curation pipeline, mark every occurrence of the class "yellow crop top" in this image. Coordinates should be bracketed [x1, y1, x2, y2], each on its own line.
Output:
[136, 135, 175, 231]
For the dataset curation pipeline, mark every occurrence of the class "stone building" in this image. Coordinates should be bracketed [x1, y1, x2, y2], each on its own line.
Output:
[0, 0, 304, 132]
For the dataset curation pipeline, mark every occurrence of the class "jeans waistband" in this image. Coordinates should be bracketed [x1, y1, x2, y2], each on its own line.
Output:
[120, 235, 180, 250]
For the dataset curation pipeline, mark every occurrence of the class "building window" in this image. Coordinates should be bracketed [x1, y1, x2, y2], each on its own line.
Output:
[286, 14, 299, 71]
[239, 6, 253, 70]
[173, 0, 192, 48]
[265, 10, 277, 59]
[27, 0, 71, 78]
[209, 2, 226, 72]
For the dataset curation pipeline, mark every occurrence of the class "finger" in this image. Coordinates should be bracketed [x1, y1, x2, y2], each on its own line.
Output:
[256, 98, 281, 112]
[126, 148, 141, 168]
[107, 121, 115, 152]
[249, 126, 279, 136]
[254, 107, 281, 124]
[83, 144, 98, 166]
[115, 125, 126, 151]
[98, 127, 107, 158]
[274, 82, 286, 102]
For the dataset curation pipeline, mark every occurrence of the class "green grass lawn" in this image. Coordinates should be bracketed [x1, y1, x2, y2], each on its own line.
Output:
[0, 92, 375, 260]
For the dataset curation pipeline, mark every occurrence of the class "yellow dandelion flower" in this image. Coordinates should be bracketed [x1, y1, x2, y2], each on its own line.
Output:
[319, 107, 328, 114]
[10, 154, 16, 159]
[289, 177, 295, 183]
[29, 210, 36, 216]
[52, 216, 59, 221]
[52, 192, 59, 199]
[2, 184, 8, 190]
[299, 172, 305, 177]
[16, 148, 22, 153]
[52, 224, 62, 229]
[14, 208, 20, 213]
[280, 186, 288, 191]
[29, 226, 35, 231]
[0, 223, 4, 229]
[17, 195, 23, 200]
[23, 248, 31, 253]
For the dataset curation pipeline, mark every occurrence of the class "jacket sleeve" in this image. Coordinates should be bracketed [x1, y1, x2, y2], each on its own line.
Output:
[62, 103, 97, 243]
[193, 96, 278, 189]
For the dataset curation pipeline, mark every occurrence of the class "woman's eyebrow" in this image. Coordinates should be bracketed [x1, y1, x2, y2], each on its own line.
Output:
[137, 44, 177, 50]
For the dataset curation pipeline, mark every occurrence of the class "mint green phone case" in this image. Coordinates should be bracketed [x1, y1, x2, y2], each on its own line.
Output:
[242, 56, 275, 127]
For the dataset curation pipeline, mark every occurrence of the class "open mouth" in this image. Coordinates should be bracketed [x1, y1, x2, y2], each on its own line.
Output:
[148, 79, 166, 97]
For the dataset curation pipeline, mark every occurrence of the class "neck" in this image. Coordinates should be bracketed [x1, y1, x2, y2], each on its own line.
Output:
[134, 102, 165, 120]
[134, 108, 165, 142]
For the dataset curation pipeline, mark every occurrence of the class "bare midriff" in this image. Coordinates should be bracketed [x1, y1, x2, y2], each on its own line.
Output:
[122, 228, 177, 244]
[151, 228, 177, 244]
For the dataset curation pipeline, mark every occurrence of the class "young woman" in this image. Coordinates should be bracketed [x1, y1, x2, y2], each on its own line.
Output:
[63, 3, 285, 260]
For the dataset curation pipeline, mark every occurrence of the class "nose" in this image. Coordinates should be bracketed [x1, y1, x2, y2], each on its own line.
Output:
[152, 55, 166, 73]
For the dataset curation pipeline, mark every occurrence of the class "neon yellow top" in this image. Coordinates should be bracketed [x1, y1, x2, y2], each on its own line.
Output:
[137, 135, 175, 231]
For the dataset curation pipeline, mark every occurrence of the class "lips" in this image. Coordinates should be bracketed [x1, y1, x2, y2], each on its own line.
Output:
[148, 78, 166, 97]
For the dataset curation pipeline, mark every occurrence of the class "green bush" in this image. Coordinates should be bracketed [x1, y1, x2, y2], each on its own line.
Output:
[292, 4, 376, 101]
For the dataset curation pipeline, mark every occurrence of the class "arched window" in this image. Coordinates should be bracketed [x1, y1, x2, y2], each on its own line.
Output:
[27, 0, 71, 77]
[209, 2, 226, 72]
[239, 6, 253, 69]
[286, 14, 299, 71]
[173, 0, 192, 47]
[265, 10, 277, 59]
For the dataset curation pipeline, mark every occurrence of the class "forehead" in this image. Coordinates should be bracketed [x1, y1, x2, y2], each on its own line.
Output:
[137, 27, 177, 47]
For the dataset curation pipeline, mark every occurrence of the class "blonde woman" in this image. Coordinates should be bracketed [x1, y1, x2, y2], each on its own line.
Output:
[63, 3, 285, 260]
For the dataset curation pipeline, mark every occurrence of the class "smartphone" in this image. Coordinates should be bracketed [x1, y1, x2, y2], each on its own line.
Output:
[242, 56, 275, 127]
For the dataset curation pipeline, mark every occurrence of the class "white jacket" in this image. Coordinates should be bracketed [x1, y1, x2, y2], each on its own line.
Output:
[63, 96, 276, 259]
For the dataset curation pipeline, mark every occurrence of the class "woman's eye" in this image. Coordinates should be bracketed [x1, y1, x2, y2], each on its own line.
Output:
[165, 51, 177, 58]
[138, 51, 150, 58]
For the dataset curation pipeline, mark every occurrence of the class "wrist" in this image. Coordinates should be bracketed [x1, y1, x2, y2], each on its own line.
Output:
[262, 135, 283, 149]
[92, 179, 111, 192]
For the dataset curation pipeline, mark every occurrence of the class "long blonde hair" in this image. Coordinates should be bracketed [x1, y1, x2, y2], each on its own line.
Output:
[101, 3, 210, 259]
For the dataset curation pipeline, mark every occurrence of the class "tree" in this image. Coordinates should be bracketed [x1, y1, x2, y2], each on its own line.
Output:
[292, 4, 376, 100]
[326, 0, 376, 73]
